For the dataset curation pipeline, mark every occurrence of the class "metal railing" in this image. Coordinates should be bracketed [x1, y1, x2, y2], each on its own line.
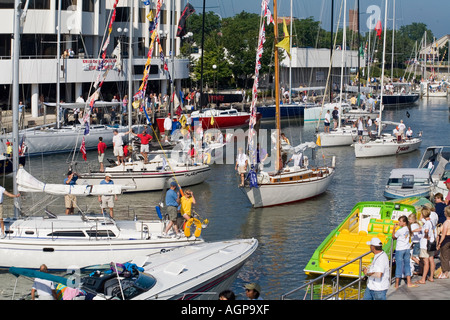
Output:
[281, 246, 395, 300]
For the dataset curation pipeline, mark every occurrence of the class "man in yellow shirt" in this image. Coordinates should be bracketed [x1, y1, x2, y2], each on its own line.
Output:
[180, 189, 196, 223]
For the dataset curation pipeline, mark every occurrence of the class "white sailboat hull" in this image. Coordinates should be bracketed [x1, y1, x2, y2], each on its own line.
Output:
[354, 137, 422, 158]
[0, 125, 130, 156]
[80, 164, 211, 192]
[318, 129, 357, 147]
[243, 168, 335, 208]
[1, 216, 203, 270]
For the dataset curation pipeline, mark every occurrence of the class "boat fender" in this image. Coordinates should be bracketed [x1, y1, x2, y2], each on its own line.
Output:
[184, 218, 202, 238]
[203, 152, 211, 164]
[155, 206, 163, 220]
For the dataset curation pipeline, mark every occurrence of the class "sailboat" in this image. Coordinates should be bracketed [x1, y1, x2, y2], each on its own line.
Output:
[78, 0, 210, 192]
[241, 0, 335, 208]
[2, 1, 206, 272]
[0, 4, 130, 158]
[353, 0, 422, 158]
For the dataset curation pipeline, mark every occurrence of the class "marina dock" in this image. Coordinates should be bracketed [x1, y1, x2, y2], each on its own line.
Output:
[387, 278, 450, 300]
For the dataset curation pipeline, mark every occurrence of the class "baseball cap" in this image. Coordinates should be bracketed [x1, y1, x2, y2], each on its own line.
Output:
[170, 181, 177, 187]
[445, 178, 450, 184]
[244, 283, 261, 293]
[366, 237, 382, 246]
[105, 173, 112, 178]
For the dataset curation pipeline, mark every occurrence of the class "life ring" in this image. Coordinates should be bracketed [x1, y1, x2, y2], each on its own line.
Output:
[184, 217, 202, 238]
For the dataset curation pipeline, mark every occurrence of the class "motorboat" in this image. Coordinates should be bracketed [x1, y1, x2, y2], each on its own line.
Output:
[304, 197, 430, 278]
[383, 168, 432, 199]
[418, 146, 450, 198]
[10, 238, 258, 300]
[257, 102, 317, 120]
[78, 153, 211, 192]
[156, 107, 261, 132]
[382, 93, 419, 106]
[1, 167, 206, 271]
[353, 133, 422, 158]
[242, 142, 336, 208]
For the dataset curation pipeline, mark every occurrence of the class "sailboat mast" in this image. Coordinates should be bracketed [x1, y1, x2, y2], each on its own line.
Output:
[13, 0, 21, 218]
[288, 0, 292, 104]
[56, 0, 61, 129]
[378, 0, 388, 137]
[391, 0, 395, 80]
[273, 0, 281, 171]
[128, 0, 134, 132]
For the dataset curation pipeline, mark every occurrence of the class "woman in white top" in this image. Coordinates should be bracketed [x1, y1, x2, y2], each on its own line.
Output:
[415, 207, 436, 284]
[392, 215, 417, 288]
[408, 213, 422, 275]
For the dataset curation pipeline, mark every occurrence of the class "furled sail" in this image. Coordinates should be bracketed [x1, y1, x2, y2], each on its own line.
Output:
[16, 167, 132, 195]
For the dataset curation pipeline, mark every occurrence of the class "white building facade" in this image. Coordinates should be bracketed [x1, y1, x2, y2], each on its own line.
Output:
[0, 0, 189, 117]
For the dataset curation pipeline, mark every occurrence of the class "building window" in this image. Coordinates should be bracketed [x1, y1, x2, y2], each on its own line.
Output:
[82, 0, 94, 12]
[30, 0, 51, 10]
[114, 7, 130, 23]
[56, 0, 76, 11]
[0, 0, 14, 9]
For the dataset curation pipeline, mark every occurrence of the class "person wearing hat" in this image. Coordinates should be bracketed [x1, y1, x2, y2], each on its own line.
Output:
[244, 283, 263, 300]
[362, 237, 390, 300]
[5, 141, 12, 157]
[163, 113, 173, 142]
[64, 170, 78, 215]
[98, 173, 117, 218]
[163, 181, 181, 238]
[444, 178, 450, 205]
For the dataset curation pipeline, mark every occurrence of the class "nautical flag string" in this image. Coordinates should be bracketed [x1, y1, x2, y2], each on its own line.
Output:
[248, 0, 273, 165]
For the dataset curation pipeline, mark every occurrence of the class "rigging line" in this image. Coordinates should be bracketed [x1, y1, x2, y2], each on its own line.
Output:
[314, 0, 344, 133]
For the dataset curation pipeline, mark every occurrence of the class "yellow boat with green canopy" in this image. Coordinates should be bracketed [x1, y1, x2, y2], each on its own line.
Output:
[304, 197, 431, 278]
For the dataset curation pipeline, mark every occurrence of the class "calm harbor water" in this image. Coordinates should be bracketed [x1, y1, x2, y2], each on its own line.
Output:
[0, 97, 449, 300]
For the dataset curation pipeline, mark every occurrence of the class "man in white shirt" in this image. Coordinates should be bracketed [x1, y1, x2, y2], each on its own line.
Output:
[31, 264, 57, 300]
[235, 148, 248, 187]
[112, 129, 129, 165]
[363, 237, 390, 300]
[324, 110, 331, 133]
[163, 113, 173, 142]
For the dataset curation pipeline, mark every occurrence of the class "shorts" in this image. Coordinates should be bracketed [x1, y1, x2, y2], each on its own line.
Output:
[419, 248, 435, 258]
[98, 153, 105, 163]
[324, 122, 330, 127]
[65, 194, 77, 209]
[238, 165, 247, 174]
[101, 195, 114, 209]
[164, 130, 171, 137]
[358, 130, 363, 136]
[114, 146, 124, 157]
[140, 144, 149, 153]
[167, 206, 178, 221]
[412, 242, 420, 257]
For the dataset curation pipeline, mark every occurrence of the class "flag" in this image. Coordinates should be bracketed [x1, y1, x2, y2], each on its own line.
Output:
[147, 10, 155, 33]
[80, 137, 87, 161]
[176, 3, 195, 37]
[179, 90, 184, 104]
[275, 18, 290, 59]
[316, 134, 321, 147]
[375, 20, 382, 40]
[141, 0, 150, 5]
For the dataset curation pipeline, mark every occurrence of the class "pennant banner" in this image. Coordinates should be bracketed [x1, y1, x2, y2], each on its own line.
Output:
[248, 0, 273, 165]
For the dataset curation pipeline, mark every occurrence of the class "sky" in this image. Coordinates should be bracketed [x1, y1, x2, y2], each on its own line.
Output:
[186, 0, 449, 38]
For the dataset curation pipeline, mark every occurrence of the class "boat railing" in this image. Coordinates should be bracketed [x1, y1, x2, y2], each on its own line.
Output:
[281, 246, 395, 300]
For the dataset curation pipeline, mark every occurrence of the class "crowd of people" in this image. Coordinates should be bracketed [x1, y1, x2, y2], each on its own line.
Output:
[363, 181, 450, 300]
